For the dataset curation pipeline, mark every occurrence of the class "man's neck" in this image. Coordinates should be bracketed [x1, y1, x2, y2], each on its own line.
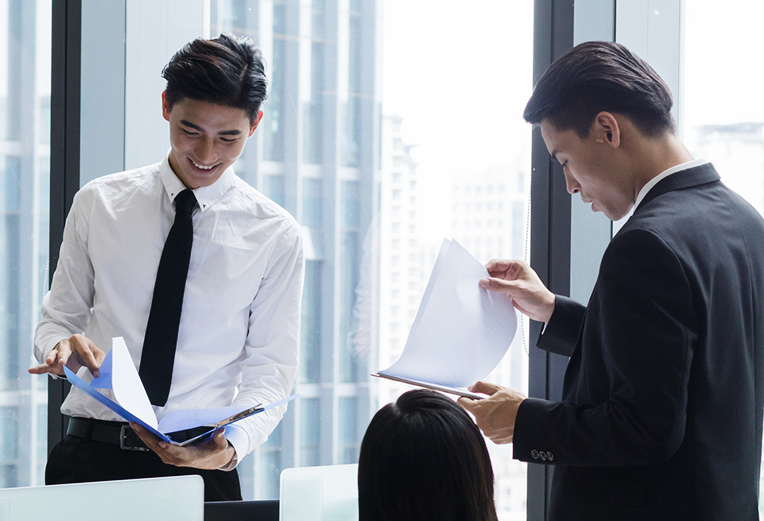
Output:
[632, 133, 695, 193]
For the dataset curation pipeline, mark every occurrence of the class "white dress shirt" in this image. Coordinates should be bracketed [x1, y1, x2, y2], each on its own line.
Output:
[34, 153, 304, 464]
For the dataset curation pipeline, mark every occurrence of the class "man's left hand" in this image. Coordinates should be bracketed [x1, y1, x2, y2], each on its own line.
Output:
[129, 422, 236, 470]
[458, 381, 527, 444]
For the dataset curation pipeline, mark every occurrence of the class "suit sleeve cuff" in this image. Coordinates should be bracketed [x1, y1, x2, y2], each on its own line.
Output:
[536, 295, 586, 357]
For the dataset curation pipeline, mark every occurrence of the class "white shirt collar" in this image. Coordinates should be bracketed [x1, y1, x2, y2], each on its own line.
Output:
[633, 158, 710, 210]
[159, 150, 236, 212]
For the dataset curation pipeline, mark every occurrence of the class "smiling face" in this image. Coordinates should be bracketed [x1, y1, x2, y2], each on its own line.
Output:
[540, 116, 636, 221]
[162, 94, 262, 189]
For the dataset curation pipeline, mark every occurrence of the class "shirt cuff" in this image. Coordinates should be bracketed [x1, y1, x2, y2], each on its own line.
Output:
[222, 424, 249, 471]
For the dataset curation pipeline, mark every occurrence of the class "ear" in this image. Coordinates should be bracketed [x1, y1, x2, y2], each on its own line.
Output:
[593, 111, 621, 148]
[162, 91, 171, 122]
[248, 110, 264, 137]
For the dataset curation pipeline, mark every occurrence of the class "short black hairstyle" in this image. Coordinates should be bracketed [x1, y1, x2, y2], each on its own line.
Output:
[358, 390, 498, 521]
[524, 41, 674, 138]
[162, 33, 267, 123]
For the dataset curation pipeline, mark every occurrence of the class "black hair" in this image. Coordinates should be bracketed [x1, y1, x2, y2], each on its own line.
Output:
[523, 41, 674, 138]
[162, 33, 267, 123]
[358, 390, 498, 521]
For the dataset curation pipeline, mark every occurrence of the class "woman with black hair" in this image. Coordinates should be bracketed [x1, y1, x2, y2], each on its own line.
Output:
[358, 390, 498, 521]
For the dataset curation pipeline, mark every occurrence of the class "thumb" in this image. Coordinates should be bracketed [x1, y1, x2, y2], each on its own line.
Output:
[479, 277, 519, 295]
[457, 396, 479, 412]
[469, 381, 502, 396]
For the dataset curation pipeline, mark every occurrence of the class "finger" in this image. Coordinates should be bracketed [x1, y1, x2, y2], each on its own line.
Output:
[485, 259, 510, 273]
[469, 381, 503, 396]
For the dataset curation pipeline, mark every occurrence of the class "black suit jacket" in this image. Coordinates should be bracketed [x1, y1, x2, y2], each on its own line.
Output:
[514, 163, 764, 520]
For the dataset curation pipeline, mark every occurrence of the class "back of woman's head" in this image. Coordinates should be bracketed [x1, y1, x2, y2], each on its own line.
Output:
[358, 390, 498, 521]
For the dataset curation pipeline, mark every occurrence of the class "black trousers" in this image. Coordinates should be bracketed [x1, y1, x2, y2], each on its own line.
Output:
[46, 435, 242, 502]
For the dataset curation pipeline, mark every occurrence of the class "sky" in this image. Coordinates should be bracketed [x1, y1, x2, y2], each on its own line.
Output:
[381, 0, 534, 240]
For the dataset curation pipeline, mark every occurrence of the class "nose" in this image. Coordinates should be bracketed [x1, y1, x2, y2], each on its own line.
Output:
[195, 138, 218, 164]
[563, 170, 581, 195]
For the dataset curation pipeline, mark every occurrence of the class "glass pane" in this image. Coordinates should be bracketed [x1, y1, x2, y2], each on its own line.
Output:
[0, 0, 51, 488]
[681, 2, 764, 515]
[209, 1, 532, 511]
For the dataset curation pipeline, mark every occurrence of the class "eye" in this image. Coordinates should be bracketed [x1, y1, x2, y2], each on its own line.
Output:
[220, 137, 237, 143]
[181, 128, 199, 136]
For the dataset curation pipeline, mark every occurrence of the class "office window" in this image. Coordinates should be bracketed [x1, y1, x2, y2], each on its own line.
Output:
[681, 2, 764, 512]
[0, 0, 50, 488]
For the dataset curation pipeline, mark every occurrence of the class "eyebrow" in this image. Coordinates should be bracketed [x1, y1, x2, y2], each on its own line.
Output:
[180, 120, 242, 136]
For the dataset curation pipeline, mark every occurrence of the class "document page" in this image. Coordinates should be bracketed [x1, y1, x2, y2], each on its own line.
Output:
[65, 337, 296, 443]
[377, 238, 518, 394]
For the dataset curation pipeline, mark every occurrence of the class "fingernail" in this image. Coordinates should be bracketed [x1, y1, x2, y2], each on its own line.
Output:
[479, 279, 489, 288]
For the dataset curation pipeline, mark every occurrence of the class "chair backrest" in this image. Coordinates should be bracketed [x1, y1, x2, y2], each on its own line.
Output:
[203, 499, 279, 521]
[0, 475, 204, 521]
[280, 464, 359, 521]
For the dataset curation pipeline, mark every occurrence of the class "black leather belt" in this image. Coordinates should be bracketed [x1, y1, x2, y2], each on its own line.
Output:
[66, 417, 211, 452]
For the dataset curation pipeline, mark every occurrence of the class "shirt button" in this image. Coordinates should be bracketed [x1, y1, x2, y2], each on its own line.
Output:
[531, 450, 539, 460]
[546, 452, 554, 462]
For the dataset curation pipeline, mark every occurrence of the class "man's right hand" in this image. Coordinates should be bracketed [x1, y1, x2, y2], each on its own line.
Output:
[480, 259, 556, 323]
[28, 334, 105, 377]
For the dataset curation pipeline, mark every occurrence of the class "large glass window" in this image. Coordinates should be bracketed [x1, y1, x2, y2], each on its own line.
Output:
[0, 0, 51, 488]
[208, 1, 533, 513]
[681, 1, 764, 514]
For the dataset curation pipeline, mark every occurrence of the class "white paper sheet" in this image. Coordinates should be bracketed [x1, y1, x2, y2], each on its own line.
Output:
[378, 238, 518, 389]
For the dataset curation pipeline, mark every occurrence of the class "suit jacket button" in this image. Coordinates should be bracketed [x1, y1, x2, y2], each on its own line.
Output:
[546, 452, 554, 462]
[531, 450, 539, 460]
[539, 451, 547, 461]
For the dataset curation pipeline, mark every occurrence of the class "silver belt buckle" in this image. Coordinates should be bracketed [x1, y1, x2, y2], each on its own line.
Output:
[120, 424, 150, 452]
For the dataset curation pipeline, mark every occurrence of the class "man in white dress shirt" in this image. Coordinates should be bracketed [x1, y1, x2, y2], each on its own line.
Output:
[28, 34, 304, 501]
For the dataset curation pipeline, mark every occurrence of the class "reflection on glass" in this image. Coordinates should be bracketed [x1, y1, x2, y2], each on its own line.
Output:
[263, 0, 286, 162]
[262, 175, 285, 208]
[339, 181, 361, 383]
[300, 398, 320, 467]
[0, 0, 50, 487]
[303, 0, 325, 164]
[338, 397, 358, 464]
[300, 261, 321, 384]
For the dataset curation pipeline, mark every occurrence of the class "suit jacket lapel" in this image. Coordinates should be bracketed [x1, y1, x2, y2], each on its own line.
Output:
[635, 163, 721, 213]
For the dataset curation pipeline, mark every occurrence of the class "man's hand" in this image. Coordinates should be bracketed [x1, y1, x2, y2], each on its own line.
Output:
[130, 423, 236, 470]
[28, 334, 105, 377]
[481, 259, 556, 323]
[458, 381, 527, 444]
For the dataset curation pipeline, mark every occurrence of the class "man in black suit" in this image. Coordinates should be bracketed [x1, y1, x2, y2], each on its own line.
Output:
[459, 41, 764, 520]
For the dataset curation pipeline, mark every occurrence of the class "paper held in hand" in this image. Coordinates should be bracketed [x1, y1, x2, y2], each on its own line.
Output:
[373, 238, 518, 400]
[64, 337, 297, 444]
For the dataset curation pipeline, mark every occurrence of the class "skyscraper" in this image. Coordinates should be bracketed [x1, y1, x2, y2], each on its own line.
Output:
[209, 0, 382, 499]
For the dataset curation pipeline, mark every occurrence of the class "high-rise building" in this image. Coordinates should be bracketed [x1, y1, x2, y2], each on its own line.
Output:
[376, 114, 428, 406]
[450, 160, 530, 519]
[209, 0, 382, 499]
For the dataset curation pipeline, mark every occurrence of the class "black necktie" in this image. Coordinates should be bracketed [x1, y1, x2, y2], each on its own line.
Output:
[139, 189, 196, 406]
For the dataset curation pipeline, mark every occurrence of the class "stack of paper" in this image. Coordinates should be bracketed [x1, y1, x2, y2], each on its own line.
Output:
[375, 238, 518, 399]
